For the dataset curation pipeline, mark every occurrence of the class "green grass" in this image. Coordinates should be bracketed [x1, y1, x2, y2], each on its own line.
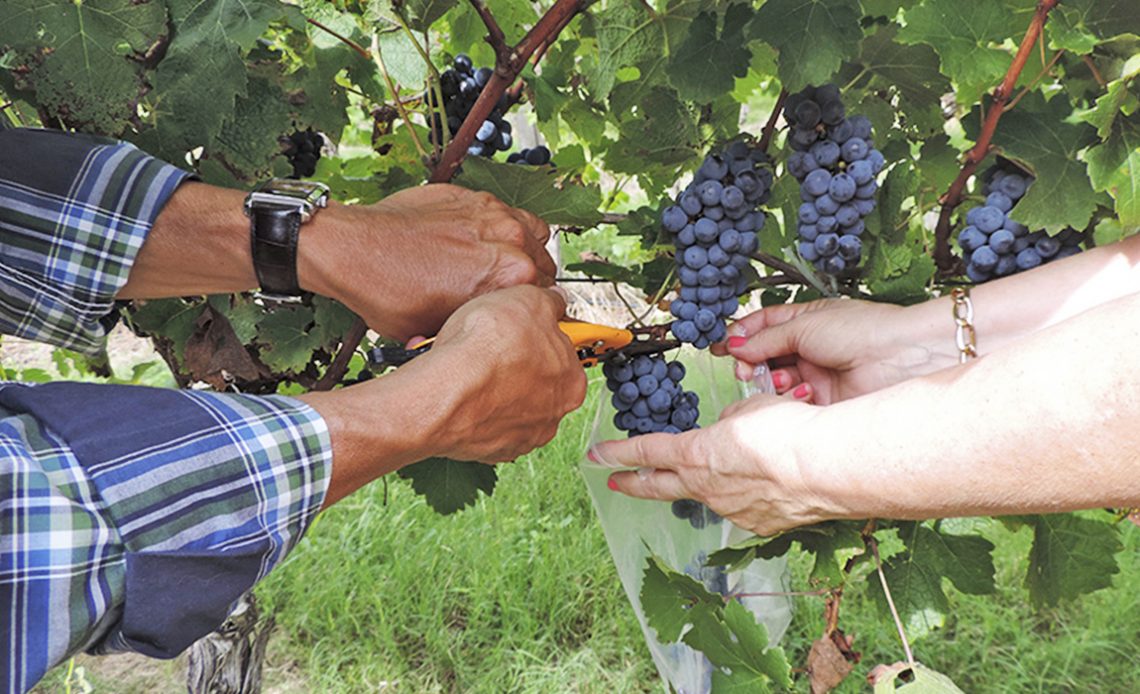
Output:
[36, 379, 1140, 692]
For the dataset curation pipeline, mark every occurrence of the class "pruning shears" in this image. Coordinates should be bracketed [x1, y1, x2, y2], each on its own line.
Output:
[367, 319, 679, 370]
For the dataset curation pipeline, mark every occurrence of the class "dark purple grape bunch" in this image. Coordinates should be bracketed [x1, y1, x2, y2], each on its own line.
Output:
[431, 54, 513, 157]
[507, 146, 553, 166]
[661, 140, 772, 348]
[958, 167, 1084, 282]
[783, 84, 885, 275]
[672, 499, 723, 530]
[281, 127, 324, 179]
[603, 354, 700, 437]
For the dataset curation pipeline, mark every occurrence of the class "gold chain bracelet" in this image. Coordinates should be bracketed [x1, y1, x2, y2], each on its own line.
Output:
[950, 287, 978, 363]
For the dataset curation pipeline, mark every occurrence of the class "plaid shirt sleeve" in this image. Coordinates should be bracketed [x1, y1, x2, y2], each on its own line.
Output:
[0, 382, 331, 693]
[0, 127, 190, 355]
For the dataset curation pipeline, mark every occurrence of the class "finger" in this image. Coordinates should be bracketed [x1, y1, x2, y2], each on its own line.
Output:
[513, 207, 552, 245]
[770, 367, 801, 394]
[726, 320, 805, 364]
[405, 335, 429, 349]
[588, 431, 690, 472]
[519, 232, 557, 283]
[529, 286, 568, 323]
[727, 302, 818, 339]
[606, 469, 689, 501]
[789, 382, 814, 403]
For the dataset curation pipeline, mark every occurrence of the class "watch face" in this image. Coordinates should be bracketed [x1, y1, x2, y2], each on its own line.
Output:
[245, 179, 329, 220]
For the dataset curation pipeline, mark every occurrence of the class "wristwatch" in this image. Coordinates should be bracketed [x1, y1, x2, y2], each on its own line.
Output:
[244, 179, 330, 303]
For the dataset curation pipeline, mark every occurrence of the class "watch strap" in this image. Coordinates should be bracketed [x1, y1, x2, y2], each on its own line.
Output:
[249, 204, 305, 298]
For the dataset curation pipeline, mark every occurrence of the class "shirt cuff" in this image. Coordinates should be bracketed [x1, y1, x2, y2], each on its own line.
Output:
[0, 382, 331, 657]
[0, 129, 192, 354]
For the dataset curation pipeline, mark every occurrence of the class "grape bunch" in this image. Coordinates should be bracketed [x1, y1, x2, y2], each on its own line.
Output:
[281, 127, 323, 179]
[671, 499, 723, 530]
[603, 354, 700, 437]
[661, 140, 772, 348]
[431, 54, 513, 158]
[783, 84, 885, 274]
[507, 146, 553, 166]
[684, 551, 728, 594]
[958, 168, 1084, 282]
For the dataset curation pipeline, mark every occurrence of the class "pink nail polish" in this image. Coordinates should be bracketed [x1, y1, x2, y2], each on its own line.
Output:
[793, 383, 810, 399]
[772, 371, 787, 389]
[587, 448, 599, 463]
[607, 476, 619, 491]
[727, 336, 747, 349]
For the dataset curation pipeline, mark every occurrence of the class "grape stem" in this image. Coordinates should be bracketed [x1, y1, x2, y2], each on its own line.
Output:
[305, 18, 371, 60]
[870, 534, 916, 671]
[469, 0, 509, 66]
[312, 315, 369, 392]
[931, 0, 1061, 274]
[758, 89, 788, 153]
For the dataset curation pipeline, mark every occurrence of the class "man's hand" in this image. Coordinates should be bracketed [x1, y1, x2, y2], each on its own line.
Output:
[123, 182, 556, 343]
[300, 184, 556, 341]
[300, 286, 586, 507]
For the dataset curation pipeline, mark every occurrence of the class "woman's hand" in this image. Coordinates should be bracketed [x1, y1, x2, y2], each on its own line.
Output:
[715, 298, 955, 405]
[590, 393, 840, 536]
[303, 184, 557, 341]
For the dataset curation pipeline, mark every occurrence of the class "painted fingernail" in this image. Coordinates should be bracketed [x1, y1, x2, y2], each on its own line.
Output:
[793, 383, 810, 399]
[587, 448, 599, 463]
[727, 336, 747, 349]
[607, 476, 619, 491]
[772, 370, 787, 389]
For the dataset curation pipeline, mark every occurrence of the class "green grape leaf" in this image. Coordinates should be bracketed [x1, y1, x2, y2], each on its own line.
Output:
[0, 0, 167, 132]
[1085, 110, 1140, 229]
[589, 2, 662, 100]
[312, 296, 359, 345]
[896, 0, 1018, 102]
[871, 662, 966, 693]
[1016, 513, 1122, 608]
[1075, 58, 1140, 139]
[749, 0, 863, 93]
[149, 0, 285, 153]
[918, 135, 963, 194]
[254, 306, 321, 374]
[128, 299, 207, 362]
[376, 28, 428, 89]
[1049, 0, 1140, 54]
[210, 76, 294, 181]
[453, 157, 603, 227]
[865, 236, 934, 305]
[684, 601, 791, 692]
[869, 522, 995, 626]
[397, 457, 496, 515]
[605, 86, 701, 173]
[207, 296, 263, 345]
[286, 39, 357, 139]
[667, 5, 753, 103]
[640, 554, 720, 643]
[856, 26, 949, 133]
[973, 93, 1100, 234]
[708, 521, 864, 587]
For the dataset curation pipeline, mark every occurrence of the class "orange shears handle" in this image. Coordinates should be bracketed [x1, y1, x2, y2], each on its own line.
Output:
[405, 320, 633, 367]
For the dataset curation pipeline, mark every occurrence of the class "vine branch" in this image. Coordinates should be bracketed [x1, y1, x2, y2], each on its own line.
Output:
[469, 0, 509, 64]
[758, 90, 788, 153]
[931, 0, 1060, 273]
[429, 0, 588, 183]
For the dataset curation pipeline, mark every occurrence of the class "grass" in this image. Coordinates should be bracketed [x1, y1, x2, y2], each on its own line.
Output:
[36, 377, 1140, 692]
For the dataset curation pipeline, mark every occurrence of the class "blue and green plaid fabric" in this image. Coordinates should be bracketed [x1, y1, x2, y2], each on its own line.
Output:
[0, 130, 332, 693]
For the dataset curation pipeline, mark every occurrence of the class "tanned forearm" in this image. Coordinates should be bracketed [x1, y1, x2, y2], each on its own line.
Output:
[808, 291, 1140, 520]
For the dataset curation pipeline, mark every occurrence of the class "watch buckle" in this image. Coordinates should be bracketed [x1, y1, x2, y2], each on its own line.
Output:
[253, 291, 308, 305]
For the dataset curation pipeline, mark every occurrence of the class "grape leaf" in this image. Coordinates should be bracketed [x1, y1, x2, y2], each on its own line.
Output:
[254, 306, 321, 374]
[453, 157, 603, 227]
[1085, 109, 1140, 229]
[127, 299, 207, 362]
[211, 76, 293, 181]
[149, 0, 284, 153]
[376, 28, 428, 89]
[749, 0, 863, 93]
[640, 554, 720, 643]
[708, 521, 864, 587]
[0, 0, 167, 132]
[870, 662, 965, 693]
[856, 26, 949, 133]
[684, 601, 791, 692]
[605, 86, 701, 174]
[1075, 58, 1140, 139]
[397, 457, 497, 515]
[1049, 0, 1140, 55]
[973, 93, 1100, 234]
[312, 296, 358, 345]
[667, 5, 753, 103]
[868, 522, 995, 625]
[896, 0, 1018, 102]
[588, 2, 663, 100]
[1013, 513, 1122, 608]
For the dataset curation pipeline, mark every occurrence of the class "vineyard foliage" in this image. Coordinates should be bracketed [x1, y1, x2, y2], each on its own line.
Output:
[3, 0, 1138, 689]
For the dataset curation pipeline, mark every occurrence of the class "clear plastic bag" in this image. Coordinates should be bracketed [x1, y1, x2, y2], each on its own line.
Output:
[580, 351, 793, 694]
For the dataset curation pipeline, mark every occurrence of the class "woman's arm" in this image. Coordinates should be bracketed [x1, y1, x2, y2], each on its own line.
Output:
[596, 290, 1140, 535]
